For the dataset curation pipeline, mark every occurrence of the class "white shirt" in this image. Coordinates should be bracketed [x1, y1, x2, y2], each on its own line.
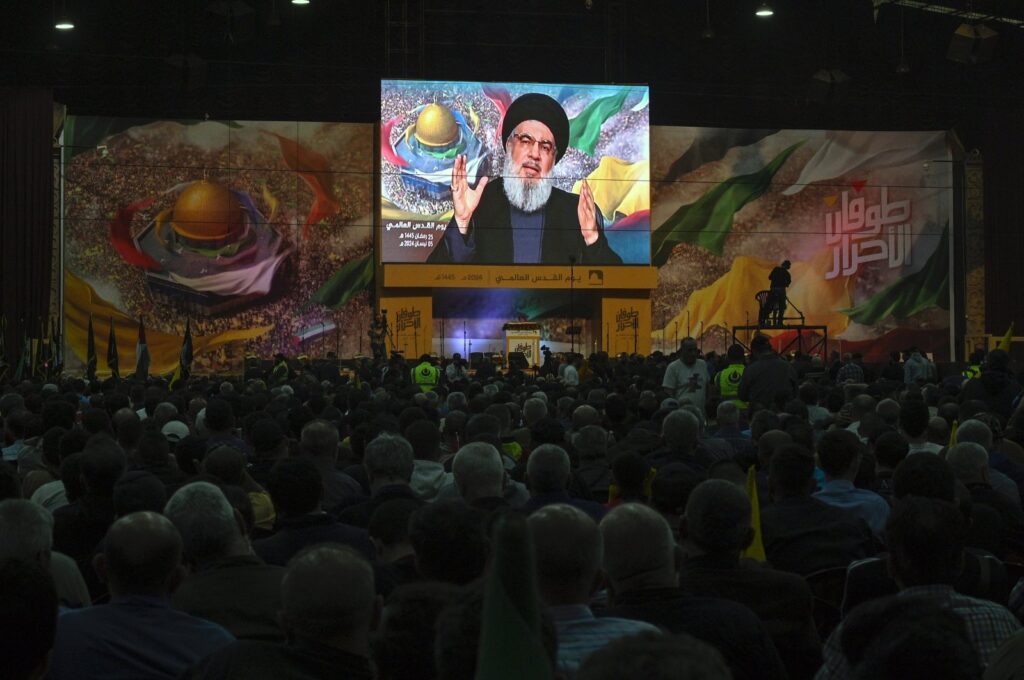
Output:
[662, 358, 708, 411]
[563, 364, 580, 386]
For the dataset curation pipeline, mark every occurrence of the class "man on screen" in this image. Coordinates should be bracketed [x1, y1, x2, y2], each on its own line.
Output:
[427, 93, 622, 265]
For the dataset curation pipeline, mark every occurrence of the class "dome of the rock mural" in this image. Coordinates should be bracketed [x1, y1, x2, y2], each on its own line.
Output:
[171, 180, 244, 243]
[413, 103, 460, 148]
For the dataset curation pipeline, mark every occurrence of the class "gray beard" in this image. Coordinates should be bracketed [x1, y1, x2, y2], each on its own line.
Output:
[502, 154, 553, 213]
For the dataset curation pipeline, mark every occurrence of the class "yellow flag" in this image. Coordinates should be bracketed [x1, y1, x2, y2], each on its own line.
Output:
[743, 465, 766, 562]
[998, 323, 1014, 352]
[572, 157, 650, 221]
[949, 419, 958, 447]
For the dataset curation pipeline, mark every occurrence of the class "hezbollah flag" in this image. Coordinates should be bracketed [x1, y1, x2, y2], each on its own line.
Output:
[743, 465, 767, 562]
[169, 319, 193, 390]
[86, 315, 97, 381]
[135, 318, 150, 381]
[107, 317, 120, 380]
[998, 323, 1015, 353]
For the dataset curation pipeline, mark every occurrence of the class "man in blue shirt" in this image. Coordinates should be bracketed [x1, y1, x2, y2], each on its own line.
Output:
[814, 429, 890, 539]
[49, 512, 235, 680]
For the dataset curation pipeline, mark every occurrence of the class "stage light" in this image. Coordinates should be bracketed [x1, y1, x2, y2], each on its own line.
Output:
[291, 0, 309, 5]
[755, 3, 774, 17]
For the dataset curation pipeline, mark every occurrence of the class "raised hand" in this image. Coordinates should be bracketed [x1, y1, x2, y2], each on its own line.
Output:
[451, 154, 489, 234]
[577, 179, 599, 246]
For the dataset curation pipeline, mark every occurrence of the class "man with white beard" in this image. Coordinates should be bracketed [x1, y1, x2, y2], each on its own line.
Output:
[427, 93, 622, 265]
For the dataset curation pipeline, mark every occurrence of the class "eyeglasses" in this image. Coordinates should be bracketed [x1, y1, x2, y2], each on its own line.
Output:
[510, 132, 556, 157]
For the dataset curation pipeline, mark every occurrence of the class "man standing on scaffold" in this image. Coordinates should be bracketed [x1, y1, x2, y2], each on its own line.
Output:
[767, 260, 792, 327]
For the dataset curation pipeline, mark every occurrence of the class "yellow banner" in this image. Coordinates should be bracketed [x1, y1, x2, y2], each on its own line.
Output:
[381, 295, 433, 359]
[383, 264, 658, 290]
[64, 271, 272, 376]
[601, 296, 652, 355]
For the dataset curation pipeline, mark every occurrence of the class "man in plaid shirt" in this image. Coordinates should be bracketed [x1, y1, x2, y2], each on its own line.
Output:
[816, 496, 1020, 679]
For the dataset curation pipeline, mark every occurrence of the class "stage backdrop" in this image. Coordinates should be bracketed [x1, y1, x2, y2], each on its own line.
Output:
[648, 127, 954, 361]
[62, 117, 373, 375]
[60, 117, 953, 371]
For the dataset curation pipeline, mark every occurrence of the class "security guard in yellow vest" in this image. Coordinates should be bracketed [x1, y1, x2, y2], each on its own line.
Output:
[411, 354, 440, 392]
[963, 349, 985, 380]
[715, 344, 748, 409]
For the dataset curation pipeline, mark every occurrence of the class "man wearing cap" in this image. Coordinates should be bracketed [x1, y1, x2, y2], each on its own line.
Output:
[428, 93, 622, 265]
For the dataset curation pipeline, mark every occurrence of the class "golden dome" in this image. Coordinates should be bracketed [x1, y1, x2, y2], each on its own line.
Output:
[414, 103, 459, 148]
[172, 180, 243, 242]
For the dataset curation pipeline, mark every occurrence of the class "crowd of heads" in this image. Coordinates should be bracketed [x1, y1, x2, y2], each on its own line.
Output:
[0, 340, 1022, 679]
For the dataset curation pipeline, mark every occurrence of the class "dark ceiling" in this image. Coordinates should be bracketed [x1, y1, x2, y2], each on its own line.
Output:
[2, 0, 1023, 140]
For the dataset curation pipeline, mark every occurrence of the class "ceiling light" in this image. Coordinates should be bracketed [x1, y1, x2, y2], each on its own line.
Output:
[755, 3, 774, 17]
[291, 0, 309, 5]
[54, 0, 74, 29]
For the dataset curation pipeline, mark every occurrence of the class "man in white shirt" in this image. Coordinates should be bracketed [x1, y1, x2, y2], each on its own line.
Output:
[662, 338, 708, 414]
[444, 353, 469, 384]
[562, 355, 581, 387]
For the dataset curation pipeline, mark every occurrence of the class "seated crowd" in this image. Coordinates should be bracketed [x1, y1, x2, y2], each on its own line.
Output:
[1, 338, 1023, 679]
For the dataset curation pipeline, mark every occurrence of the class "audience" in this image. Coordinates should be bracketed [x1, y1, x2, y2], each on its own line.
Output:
[2, 339, 1021, 678]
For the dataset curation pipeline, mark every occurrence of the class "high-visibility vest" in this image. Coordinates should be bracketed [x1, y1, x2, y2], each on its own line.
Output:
[411, 362, 439, 391]
[716, 363, 747, 408]
[963, 364, 981, 380]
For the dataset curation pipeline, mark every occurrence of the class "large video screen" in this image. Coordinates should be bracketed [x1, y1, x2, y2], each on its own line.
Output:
[380, 80, 650, 265]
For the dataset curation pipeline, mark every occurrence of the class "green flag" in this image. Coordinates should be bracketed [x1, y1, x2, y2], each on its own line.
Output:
[651, 141, 803, 264]
[842, 224, 950, 325]
[476, 513, 552, 680]
[308, 254, 374, 310]
[568, 90, 628, 156]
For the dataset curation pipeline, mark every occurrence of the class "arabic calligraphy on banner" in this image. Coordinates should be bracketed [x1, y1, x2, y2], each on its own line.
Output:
[825, 188, 912, 280]
[382, 264, 659, 289]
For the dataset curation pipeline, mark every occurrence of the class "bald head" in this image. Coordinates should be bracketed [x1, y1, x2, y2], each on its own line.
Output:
[282, 545, 376, 644]
[528, 504, 601, 605]
[97, 512, 183, 596]
[572, 405, 601, 432]
[684, 479, 753, 555]
[599, 503, 677, 592]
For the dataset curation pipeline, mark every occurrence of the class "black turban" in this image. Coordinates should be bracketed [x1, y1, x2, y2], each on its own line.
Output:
[500, 93, 570, 162]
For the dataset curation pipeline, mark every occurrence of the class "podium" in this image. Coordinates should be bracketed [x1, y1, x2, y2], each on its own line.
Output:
[502, 322, 541, 369]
